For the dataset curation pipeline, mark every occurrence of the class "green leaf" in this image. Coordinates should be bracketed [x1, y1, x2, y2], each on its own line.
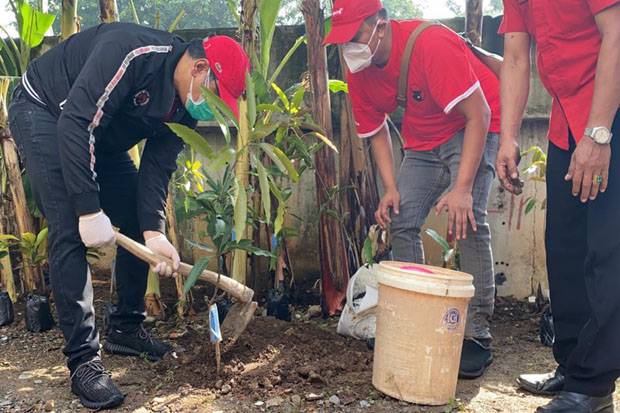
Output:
[183, 256, 211, 294]
[291, 85, 305, 110]
[259, 143, 299, 182]
[260, 142, 286, 173]
[271, 83, 290, 111]
[226, 0, 240, 24]
[0, 234, 18, 242]
[233, 177, 248, 242]
[246, 71, 256, 127]
[167, 9, 186, 32]
[254, 156, 271, 225]
[233, 239, 275, 258]
[201, 85, 239, 130]
[185, 239, 214, 253]
[269, 35, 306, 86]
[166, 123, 215, 160]
[272, 145, 299, 182]
[268, 178, 284, 204]
[425, 228, 451, 254]
[19, 2, 55, 49]
[21, 232, 36, 246]
[525, 197, 537, 215]
[362, 235, 375, 265]
[34, 227, 48, 251]
[259, 0, 282, 75]
[252, 120, 281, 141]
[257, 103, 284, 113]
[310, 131, 338, 153]
[274, 202, 285, 235]
[328, 79, 349, 94]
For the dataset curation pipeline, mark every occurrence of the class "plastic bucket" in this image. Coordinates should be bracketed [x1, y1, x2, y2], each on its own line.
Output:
[372, 261, 475, 405]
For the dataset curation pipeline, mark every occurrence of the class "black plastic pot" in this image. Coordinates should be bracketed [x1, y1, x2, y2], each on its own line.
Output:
[25, 294, 55, 333]
[0, 291, 14, 326]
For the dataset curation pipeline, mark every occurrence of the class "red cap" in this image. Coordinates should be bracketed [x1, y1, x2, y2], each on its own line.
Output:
[203, 36, 250, 118]
[323, 0, 383, 45]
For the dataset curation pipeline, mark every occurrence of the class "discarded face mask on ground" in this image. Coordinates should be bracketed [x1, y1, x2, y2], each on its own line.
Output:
[337, 266, 378, 340]
[0, 291, 14, 326]
[25, 294, 55, 332]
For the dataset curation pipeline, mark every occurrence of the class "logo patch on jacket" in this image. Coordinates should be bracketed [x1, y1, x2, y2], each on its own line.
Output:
[133, 90, 150, 106]
[412, 90, 424, 102]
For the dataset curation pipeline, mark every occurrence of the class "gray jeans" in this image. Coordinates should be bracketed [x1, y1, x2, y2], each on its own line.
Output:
[391, 130, 499, 341]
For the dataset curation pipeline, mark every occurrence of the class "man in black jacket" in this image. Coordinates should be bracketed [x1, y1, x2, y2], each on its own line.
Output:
[8, 22, 249, 409]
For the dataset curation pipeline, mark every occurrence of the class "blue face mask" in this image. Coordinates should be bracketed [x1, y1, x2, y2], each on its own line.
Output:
[185, 74, 215, 121]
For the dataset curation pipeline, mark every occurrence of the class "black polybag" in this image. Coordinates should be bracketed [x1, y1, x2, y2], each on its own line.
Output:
[25, 294, 54, 332]
[0, 291, 14, 326]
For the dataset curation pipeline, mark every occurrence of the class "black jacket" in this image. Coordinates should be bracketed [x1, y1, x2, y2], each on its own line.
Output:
[22, 22, 196, 233]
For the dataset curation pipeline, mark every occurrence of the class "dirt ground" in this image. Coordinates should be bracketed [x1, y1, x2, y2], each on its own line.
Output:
[1, 278, 618, 413]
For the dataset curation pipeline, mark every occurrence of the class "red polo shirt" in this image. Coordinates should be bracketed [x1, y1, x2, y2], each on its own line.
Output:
[348, 20, 501, 151]
[499, 0, 620, 150]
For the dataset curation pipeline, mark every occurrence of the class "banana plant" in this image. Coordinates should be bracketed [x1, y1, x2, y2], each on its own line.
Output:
[1, 0, 56, 77]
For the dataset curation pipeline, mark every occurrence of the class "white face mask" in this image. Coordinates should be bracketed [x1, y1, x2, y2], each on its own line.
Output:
[342, 21, 382, 73]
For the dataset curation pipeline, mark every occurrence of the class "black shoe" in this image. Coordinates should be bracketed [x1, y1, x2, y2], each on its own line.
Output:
[458, 338, 493, 379]
[536, 391, 614, 413]
[517, 369, 565, 396]
[70, 359, 124, 410]
[104, 325, 172, 361]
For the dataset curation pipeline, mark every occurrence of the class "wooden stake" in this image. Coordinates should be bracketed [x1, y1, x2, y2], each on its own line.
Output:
[302, 0, 350, 316]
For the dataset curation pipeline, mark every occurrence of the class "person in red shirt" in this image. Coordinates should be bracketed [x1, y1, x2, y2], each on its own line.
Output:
[498, 0, 620, 411]
[324, 0, 501, 378]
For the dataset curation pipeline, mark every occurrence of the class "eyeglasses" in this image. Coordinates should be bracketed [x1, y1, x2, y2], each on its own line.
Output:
[205, 68, 219, 96]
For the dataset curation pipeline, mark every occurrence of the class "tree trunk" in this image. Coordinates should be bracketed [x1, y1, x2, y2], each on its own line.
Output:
[61, 0, 79, 40]
[336, 48, 380, 269]
[98, 0, 119, 23]
[302, 0, 350, 316]
[0, 78, 40, 294]
[465, 0, 483, 46]
[231, 0, 258, 285]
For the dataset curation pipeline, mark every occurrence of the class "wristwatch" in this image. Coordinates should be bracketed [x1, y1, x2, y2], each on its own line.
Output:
[585, 126, 613, 145]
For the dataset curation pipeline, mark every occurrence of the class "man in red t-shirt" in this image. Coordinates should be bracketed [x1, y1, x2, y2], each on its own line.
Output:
[325, 0, 501, 378]
[498, 0, 620, 411]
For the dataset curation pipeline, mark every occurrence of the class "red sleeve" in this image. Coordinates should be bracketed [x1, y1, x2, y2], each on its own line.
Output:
[419, 28, 480, 114]
[347, 72, 388, 138]
[587, 0, 620, 14]
[498, 0, 529, 34]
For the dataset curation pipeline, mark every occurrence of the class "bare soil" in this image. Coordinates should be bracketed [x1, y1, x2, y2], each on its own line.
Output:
[1, 279, 617, 413]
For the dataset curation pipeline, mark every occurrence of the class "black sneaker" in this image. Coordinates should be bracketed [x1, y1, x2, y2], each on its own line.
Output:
[104, 325, 172, 361]
[459, 338, 493, 379]
[70, 359, 124, 410]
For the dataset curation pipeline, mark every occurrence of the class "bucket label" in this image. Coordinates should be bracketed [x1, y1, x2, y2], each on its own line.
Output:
[443, 308, 461, 331]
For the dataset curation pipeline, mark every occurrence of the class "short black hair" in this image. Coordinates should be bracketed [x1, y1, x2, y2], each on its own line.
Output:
[365, 8, 388, 24]
[187, 38, 206, 59]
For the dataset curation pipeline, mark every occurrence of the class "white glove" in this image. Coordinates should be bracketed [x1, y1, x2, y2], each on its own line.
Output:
[78, 211, 116, 248]
[145, 233, 180, 276]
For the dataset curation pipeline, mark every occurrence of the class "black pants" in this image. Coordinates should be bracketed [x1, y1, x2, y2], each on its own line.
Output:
[8, 86, 149, 372]
[546, 110, 620, 397]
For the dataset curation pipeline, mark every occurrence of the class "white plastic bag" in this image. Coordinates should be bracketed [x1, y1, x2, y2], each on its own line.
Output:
[337, 266, 378, 340]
